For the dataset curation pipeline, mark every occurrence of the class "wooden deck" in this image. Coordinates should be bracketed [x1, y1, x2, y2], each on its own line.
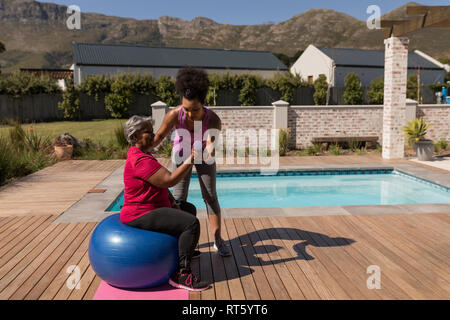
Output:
[0, 157, 449, 300]
[0, 213, 448, 300]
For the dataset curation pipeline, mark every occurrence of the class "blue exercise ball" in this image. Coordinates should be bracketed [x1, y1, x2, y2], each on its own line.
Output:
[89, 214, 179, 289]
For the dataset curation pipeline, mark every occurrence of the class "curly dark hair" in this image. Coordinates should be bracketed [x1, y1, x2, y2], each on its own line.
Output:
[175, 67, 210, 104]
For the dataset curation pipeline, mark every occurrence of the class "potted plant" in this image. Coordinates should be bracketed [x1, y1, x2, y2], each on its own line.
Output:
[402, 118, 434, 161]
[53, 133, 78, 161]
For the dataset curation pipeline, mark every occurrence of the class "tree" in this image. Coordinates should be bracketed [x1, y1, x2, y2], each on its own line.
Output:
[313, 74, 328, 105]
[367, 77, 384, 104]
[343, 72, 363, 105]
[407, 74, 418, 101]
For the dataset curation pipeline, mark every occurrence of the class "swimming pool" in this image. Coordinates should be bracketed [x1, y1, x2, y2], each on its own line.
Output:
[107, 169, 450, 211]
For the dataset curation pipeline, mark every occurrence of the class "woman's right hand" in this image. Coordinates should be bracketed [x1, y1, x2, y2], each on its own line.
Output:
[184, 148, 196, 165]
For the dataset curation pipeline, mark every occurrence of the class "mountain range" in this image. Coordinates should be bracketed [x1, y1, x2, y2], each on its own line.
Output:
[0, 0, 449, 73]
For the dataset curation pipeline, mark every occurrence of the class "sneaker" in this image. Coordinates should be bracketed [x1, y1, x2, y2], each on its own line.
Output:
[192, 250, 201, 259]
[213, 239, 232, 257]
[168, 271, 209, 292]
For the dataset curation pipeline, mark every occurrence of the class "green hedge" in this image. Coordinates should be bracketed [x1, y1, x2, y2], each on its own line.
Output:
[0, 71, 61, 98]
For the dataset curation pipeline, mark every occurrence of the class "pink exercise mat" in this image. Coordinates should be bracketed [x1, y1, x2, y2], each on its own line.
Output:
[93, 281, 189, 300]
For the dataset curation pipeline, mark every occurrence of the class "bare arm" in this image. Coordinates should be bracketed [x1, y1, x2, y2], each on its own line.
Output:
[147, 152, 194, 189]
[153, 108, 179, 148]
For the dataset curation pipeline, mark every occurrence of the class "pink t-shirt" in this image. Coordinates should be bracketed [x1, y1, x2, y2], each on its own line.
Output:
[120, 146, 171, 223]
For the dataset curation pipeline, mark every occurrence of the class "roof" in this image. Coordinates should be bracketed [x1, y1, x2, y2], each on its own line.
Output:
[73, 43, 288, 71]
[20, 69, 73, 80]
[318, 47, 444, 70]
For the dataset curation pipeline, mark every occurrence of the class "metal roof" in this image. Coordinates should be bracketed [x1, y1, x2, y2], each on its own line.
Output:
[318, 47, 443, 70]
[73, 43, 288, 71]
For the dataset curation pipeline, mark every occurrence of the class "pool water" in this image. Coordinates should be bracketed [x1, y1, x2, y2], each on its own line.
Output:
[107, 170, 450, 211]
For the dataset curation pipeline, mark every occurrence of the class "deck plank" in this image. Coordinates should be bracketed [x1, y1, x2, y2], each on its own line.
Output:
[299, 216, 390, 300]
[9, 223, 87, 300]
[369, 215, 450, 272]
[0, 216, 54, 265]
[384, 214, 450, 260]
[82, 275, 102, 300]
[223, 219, 260, 300]
[0, 218, 59, 285]
[24, 222, 96, 300]
[0, 223, 76, 299]
[232, 218, 275, 300]
[53, 249, 91, 300]
[314, 215, 413, 300]
[250, 218, 305, 300]
[333, 215, 440, 299]
[205, 217, 231, 300]
[282, 216, 371, 299]
[38, 224, 93, 300]
[198, 218, 216, 300]
[220, 218, 246, 300]
[0, 216, 39, 250]
[351, 215, 450, 296]
[270, 217, 350, 299]
[241, 218, 293, 300]
[258, 217, 321, 300]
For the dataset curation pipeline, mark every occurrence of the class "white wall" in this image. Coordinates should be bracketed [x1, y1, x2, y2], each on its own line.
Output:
[290, 44, 335, 86]
[74, 65, 287, 85]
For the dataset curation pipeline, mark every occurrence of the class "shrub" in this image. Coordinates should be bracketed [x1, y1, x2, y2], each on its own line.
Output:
[0, 72, 61, 98]
[313, 75, 328, 105]
[407, 74, 418, 101]
[105, 78, 134, 118]
[329, 144, 342, 155]
[58, 77, 80, 120]
[279, 128, 290, 156]
[435, 139, 448, 152]
[237, 75, 258, 106]
[79, 74, 112, 101]
[266, 73, 308, 104]
[158, 138, 173, 158]
[114, 125, 129, 148]
[306, 143, 323, 156]
[156, 75, 179, 106]
[367, 77, 384, 104]
[343, 72, 363, 105]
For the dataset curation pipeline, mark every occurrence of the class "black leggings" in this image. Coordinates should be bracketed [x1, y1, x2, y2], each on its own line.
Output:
[125, 201, 199, 272]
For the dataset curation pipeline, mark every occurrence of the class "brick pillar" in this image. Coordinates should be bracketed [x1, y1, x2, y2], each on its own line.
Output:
[382, 37, 409, 159]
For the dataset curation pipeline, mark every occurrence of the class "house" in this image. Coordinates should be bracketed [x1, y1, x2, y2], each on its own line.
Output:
[72, 43, 288, 85]
[20, 68, 74, 91]
[290, 44, 447, 87]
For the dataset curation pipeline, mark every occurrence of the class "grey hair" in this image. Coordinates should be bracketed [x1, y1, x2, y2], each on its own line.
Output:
[124, 116, 155, 146]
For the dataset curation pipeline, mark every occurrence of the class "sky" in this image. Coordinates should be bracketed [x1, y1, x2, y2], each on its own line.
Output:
[46, 0, 449, 25]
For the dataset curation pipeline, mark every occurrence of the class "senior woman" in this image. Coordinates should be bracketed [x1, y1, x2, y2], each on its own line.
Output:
[121, 115, 209, 292]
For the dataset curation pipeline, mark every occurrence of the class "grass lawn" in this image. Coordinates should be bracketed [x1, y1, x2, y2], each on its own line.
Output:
[0, 119, 127, 145]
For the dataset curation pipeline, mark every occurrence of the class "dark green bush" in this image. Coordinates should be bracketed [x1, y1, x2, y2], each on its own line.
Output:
[313, 75, 328, 105]
[0, 72, 61, 98]
[343, 72, 363, 105]
[367, 77, 384, 104]
[58, 77, 80, 120]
